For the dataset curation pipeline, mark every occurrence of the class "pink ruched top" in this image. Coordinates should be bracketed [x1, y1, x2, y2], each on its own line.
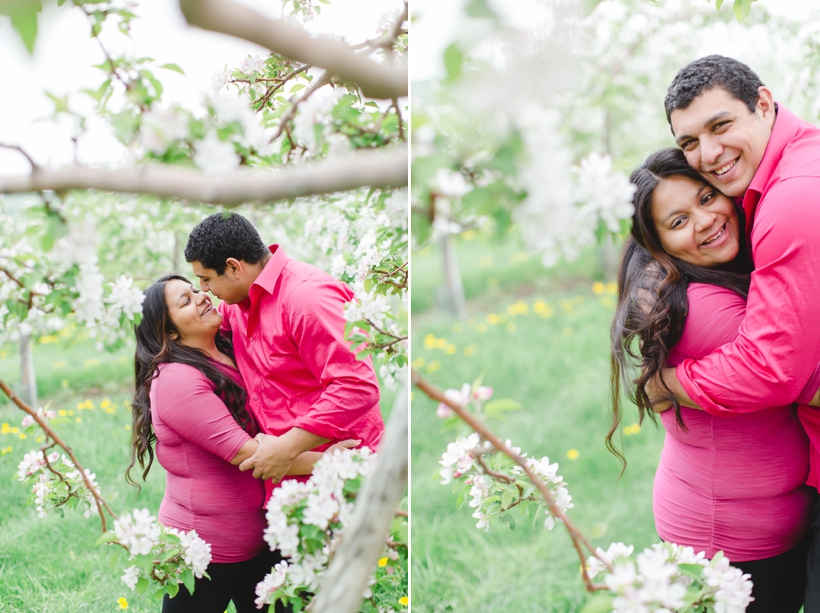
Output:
[653, 283, 811, 561]
[150, 361, 266, 563]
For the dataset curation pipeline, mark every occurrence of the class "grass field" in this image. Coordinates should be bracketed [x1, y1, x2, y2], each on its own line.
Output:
[411, 235, 666, 612]
[0, 327, 397, 613]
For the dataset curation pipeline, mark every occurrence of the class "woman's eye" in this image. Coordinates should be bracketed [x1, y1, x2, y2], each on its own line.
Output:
[701, 192, 714, 205]
[671, 217, 685, 229]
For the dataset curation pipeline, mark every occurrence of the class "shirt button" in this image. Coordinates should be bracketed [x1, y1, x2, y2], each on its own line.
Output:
[253, 395, 259, 400]
[248, 337, 253, 342]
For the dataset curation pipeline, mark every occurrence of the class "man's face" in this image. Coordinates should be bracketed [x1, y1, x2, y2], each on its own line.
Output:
[670, 87, 774, 198]
[191, 260, 247, 305]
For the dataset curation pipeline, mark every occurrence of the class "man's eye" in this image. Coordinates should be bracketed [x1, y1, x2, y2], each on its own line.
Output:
[681, 140, 697, 152]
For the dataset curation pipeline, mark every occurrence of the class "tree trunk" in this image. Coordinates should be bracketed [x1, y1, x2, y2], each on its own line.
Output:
[19, 333, 38, 409]
[439, 233, 467, 320]
[311, 384, 408, 613]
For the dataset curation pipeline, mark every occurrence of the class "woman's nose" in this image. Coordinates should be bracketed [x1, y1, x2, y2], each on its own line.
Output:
[694, 211, 717, 233]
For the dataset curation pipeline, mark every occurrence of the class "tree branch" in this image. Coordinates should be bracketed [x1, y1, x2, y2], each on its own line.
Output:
[311, 383, 408, 613]
[178, 0, 407, 100]
[0, 148, 408, 206]
[0, 377, 117, 531]
[0, 143, 38, 170]
[269, 70, 333, 143]
[412, 371, 610, 593]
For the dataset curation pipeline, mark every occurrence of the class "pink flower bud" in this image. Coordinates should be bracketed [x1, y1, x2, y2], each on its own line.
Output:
[436, 403, 454, 418]
[473, 386, 493, 401]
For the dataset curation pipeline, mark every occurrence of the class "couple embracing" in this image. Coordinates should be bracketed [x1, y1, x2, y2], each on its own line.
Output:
[126, 213, 384, 612]
[610, 55, 820, 612]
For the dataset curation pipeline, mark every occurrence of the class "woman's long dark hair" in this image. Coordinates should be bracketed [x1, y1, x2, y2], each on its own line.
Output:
[607, 148, 753, 471]
[126, 274, 259, 488]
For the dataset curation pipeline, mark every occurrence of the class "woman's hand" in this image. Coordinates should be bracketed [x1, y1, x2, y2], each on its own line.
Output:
[326, 439, 361, 453]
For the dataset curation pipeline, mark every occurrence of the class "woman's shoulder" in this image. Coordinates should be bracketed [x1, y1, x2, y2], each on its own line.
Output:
[686, 282, 745, 304]
[152, 362, 213, 394]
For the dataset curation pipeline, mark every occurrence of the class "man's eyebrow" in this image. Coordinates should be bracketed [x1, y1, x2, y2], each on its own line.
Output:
[675, 111, 733, 147]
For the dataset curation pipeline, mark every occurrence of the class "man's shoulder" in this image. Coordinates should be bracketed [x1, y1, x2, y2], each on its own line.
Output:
[778, 119, 820, 181]
[280, 259, 352, 299]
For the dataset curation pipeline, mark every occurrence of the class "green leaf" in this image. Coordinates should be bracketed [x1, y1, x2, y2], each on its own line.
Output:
[464, 0, 496, 19]
[579, 593, 615, 613]
[181, 568, 195, 595]
[45, 91, 70, 114]
[95, 531, 120, 546]
[165, 581, 179, 598]
[498, 512, 515, 530]
[290, 83, 305, 94]
[6, 0, 41, 54]
[677, 563, 705, 579]
[483, 399, 522, 418]
[455, 483, 471, 509]
[715, 0, 724, 9]
[159, 63, 185, 75]
[136, 577, 149, 595]
[443, 43, 464, 81]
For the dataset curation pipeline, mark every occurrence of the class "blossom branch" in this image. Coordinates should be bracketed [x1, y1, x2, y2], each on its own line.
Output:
[311, 384, 408, 613]
[178, 0, 407, 100]
[269, 70, 333, 144]
[0, 147, 408, 205]
[412, 371, 609, 593]
[0, 377, 117, 531]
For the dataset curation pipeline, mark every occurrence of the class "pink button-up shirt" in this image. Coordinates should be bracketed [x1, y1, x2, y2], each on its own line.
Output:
[219, 245, 384, 496]
[675, 105, 820, 486]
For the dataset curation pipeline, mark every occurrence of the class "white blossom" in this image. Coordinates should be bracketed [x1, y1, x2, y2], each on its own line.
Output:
[193, 133, 240, 174]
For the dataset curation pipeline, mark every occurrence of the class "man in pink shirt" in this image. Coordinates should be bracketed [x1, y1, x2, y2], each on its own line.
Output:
[653, 55, 820, 606]
[184, 213, 384, 501]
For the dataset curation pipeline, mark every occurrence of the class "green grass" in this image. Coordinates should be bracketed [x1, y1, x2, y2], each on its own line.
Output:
[410, 280, 666, 611]
[0, 329, 397, 612]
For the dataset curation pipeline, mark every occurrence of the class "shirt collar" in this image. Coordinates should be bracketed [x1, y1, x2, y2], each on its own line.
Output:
[746, 102, 795, 198]
[238, 245, 288, 311]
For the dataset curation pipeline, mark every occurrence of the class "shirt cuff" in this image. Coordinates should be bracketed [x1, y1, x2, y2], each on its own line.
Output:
[676, 359, 738, 417]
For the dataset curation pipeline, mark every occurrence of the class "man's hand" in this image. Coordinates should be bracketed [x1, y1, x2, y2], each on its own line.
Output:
[645, 373, 673, 414]
[240, 433, 295, 482]
[240, 428, 330, 482]
[811, 386, 820, 407]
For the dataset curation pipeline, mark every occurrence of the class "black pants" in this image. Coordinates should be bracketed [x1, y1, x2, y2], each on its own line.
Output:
[162, 548, 291, 613]
[805, 491, 820, 612]
[731, 531, 811, 613]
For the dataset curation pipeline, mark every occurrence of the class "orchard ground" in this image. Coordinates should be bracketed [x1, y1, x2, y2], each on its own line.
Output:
[0, 326, 397, 613]
[411, 230, 666, 612]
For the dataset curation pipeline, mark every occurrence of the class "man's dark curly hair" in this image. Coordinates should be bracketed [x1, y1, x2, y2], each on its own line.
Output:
[184, 212, 269, 275]
[664, 55, 764, 127]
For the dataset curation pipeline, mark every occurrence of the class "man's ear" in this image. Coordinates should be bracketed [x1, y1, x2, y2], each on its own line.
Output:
[225, 257, 243, 279]
[756, 86, 776, 127]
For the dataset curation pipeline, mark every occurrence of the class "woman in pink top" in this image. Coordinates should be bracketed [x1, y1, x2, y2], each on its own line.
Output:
[609, 148, 812, 613]
[127, 275, 356, 613]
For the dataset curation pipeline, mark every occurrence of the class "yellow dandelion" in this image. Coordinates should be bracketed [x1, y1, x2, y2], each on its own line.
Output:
[0, 423, 10, 435]
[452, 322, 463, 333]
[444, 345, 457, 355]
[84, 358, 100, 368]
[423, 334, 438, 349]
[67, 410, 75, 416]
[52, 361, 66, 370]
[124, 424, 132, 431]
[566, 449, 579, 460]
[378, 557, 388, 567]
[59, 327, 73, 338]
[505, 322, 517, 332]
[35, 436, 43, 443]
[462, 230, 477, 240]
[425, 361, 441, 374]
[18, 433, 26, 439]
[1, 446, 12, 455]
[533, 300, 554, 318]
[38, 334, 60, 344]
[463, 345, 479, 357]
[117, 355, 128, 363]
[623, 423, 641, 436]
[606, 281, 618, 294]
[399, 597, 409, 607]
[10, 427, 19, 434]
[411, 357, 427, 369]
[58, 409, 67, 417]
[487, 313, 506, 325]
[592, 281, 605, 295]
[75, 417, 82, 423]
[117, 597, 128, 610]
[100, 399, 112, 409]
[506, 301, 529, 316]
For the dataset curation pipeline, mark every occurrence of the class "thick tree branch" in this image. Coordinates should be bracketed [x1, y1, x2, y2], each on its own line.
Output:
[178, 0, 407, 100]
[311, 383, 408, 613]
[0, 148, 408, 206]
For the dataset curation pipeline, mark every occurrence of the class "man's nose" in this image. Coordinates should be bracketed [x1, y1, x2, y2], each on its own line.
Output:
[700, 135, 723, 167]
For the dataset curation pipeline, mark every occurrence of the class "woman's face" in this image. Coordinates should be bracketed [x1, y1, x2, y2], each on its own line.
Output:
[164, 279, 222, 345]
[650, 174, 740, 267]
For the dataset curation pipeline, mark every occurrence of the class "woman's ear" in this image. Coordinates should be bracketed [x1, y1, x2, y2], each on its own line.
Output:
[169, 332, 179, 341]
